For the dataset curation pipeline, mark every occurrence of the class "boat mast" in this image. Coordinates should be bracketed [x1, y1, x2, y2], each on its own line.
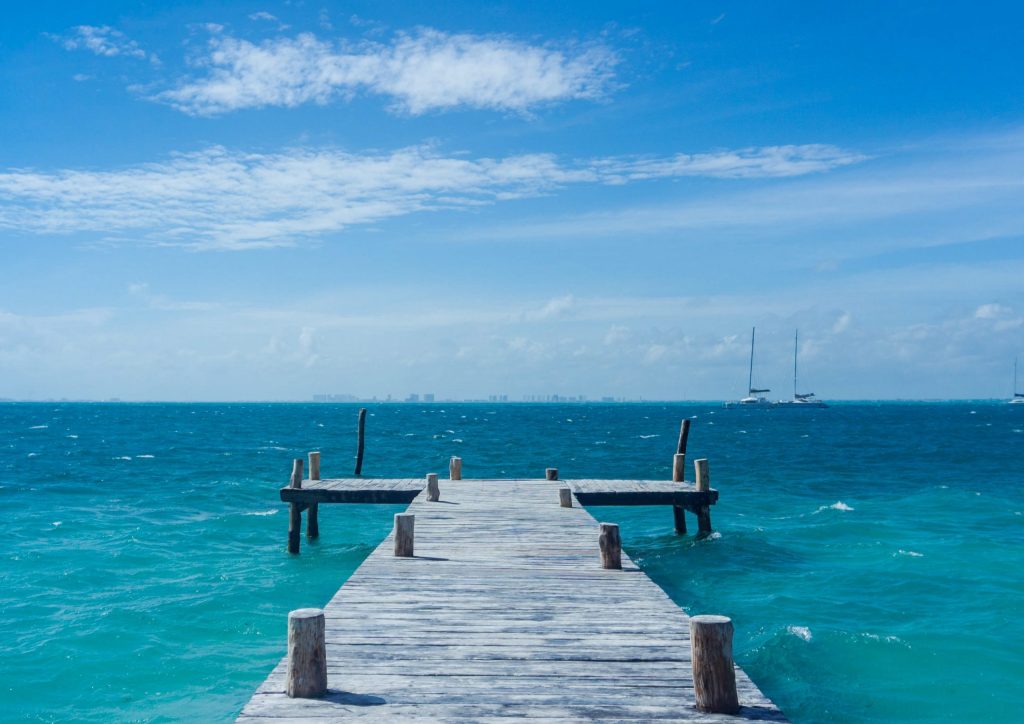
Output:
[748, 327, 756, 395]
[793, 330, 799, 398]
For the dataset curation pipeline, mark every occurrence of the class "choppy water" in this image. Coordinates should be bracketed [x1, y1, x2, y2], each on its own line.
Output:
[1, 402, 1022, 722]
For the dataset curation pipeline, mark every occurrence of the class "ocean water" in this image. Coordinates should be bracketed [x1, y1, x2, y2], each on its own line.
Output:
[1, 402, 1022, 722]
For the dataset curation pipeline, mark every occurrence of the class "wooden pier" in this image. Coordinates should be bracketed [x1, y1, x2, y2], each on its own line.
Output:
[238, 449, 786, 721]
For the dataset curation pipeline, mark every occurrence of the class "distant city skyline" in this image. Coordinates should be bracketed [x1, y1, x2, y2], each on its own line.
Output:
[1, 2, 1023, 401]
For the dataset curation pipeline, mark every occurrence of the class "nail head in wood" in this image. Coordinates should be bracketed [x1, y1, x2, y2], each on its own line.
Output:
[449, 456, 462, 480]
[394, 513, 414, 557]
[308, 451, 320, 481]
[426, 473, 439, 502]
[559, 487, 572, 507]
[286, 608, 327, 699]
[545, 468, 558, 481]
[599, 522, 622, 569]
[689, 614, 740, 714]
[672, 453, 686, 483]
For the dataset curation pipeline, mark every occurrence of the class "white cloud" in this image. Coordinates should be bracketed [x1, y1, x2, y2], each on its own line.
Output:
[55, 25, 155, 63]
[974, 303, 1011, 319]
[154, 28, 618, 115]
[0, 143, 859, 250]
[249, 11, 278, 22]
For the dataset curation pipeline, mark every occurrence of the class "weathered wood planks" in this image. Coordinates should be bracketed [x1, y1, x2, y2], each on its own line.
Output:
[243, 479, 784, 722]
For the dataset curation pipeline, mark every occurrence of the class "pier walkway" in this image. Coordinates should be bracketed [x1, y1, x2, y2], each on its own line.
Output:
[238, 475, 785, 721]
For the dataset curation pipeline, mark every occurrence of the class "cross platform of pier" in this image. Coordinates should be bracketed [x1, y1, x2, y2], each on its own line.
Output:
[239, 476, 785, 722]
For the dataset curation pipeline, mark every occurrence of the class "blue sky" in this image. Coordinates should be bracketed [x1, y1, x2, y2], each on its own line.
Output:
[1, 1, 1022, 400]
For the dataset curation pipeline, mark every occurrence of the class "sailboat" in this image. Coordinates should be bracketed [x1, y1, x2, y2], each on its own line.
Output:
[724, 327, 774, 407]
[778, 330, 828, 408]
[1011, 357, 1024, 404]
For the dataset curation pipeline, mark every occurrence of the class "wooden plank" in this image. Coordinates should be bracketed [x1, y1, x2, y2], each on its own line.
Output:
[242, 479, 783, 721]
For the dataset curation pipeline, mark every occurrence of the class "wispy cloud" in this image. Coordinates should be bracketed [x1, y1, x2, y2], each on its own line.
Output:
[0, 143, 859, 250]
[154, 28, 618, 115]
[52, 25, 156, 63]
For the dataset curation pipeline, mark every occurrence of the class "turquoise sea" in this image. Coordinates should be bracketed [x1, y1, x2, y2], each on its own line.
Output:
[1, 402, 1022, 722]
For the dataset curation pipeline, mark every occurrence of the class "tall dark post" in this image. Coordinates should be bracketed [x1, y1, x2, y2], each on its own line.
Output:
[676, 418, 691, 456]
[354, 407, 367, 476]
[672, 418, 692, 533]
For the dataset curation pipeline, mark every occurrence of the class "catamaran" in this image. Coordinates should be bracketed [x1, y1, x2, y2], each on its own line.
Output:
[778, 330, 828, 408]
[1011, 357, 1024, 404]
[725, 327, 774, 407]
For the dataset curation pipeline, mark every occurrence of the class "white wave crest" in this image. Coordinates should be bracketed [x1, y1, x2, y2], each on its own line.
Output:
[244, 510, 278, 516]
[896, 549, 924, 557]
[814, 501, 854, 514]
[787, 625, 812, 641]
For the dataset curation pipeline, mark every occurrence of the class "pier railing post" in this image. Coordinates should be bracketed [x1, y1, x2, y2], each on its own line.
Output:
[286, 608, 327, 698]
[307, 452, 320, 540]
[694, 458, 712, 534]
[546, 467, 558, 481]
[394, 513, 414, 557]
[599, 523, 622, 569]
[449, 456, 462, 480]
[426, 473, 439, 502]
[559, 487, 573, 507]
[689, 614, 740, 714]
[287, 458, 304, 554]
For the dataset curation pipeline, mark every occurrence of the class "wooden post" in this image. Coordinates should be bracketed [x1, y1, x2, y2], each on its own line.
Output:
[449, 456, 462, 480]
[559, 487, 573, 507]
[545, 468, 558, 481]
[286, 608, 327, 698]
[599, 523, 622, 569]
[354, 408, 366, 476]
[677, 418, 691, 456]
[694, 458, 712, 534]
[689, 615, 740, 714]
[672, 505, 687, 534]
[306, 451, 320, 540]
[694, 458, 710, 491]
[672, 453, 686, 482]
[394, 513, 414, 557]
[287, 458, 304, 554]
[426, 473, 439, 502]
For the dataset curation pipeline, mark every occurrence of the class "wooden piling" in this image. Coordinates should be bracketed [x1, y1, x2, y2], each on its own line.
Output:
[559, 487, 573, 507]
[689, 614, 740, 714]
[354, 408, 366, 476]
[694, 458, 712, 534]
[286, 608, 327, 699]
[599, 522, 622, 569]
[449, 456, 462, 480]
[546, 467, 558, 481]
[673, 505, 687, 534]
[306, 452, 321, 539]
[287, 458, 304, 554]
[425, 473, 439, 502]
[677, 418, 691, 456]
[672, 453, 686, 483]
[394, 513, 414, 557]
